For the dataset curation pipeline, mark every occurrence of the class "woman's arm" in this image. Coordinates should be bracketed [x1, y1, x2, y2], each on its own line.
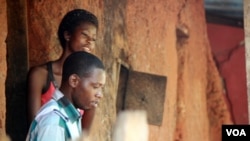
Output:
[27, 66, 46, 125]
[81, 108, 96, 133]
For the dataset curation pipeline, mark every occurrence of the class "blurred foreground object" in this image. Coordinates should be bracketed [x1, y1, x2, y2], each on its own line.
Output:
[0, 133, 11, 141]
[74, 130, 91, 141]
[112, 110, 149, 141]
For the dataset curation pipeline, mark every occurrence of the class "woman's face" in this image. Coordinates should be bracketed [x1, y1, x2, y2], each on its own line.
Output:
[66, 22, 97, 53]
[72, 68, 106, 110]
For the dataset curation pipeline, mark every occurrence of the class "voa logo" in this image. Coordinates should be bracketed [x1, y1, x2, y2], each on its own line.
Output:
[226, 129, 246, 136]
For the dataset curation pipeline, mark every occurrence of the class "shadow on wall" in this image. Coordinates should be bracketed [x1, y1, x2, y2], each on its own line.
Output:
[5, 1, 29, 141]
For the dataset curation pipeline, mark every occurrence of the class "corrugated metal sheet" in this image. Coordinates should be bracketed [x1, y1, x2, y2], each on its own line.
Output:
[205, 0, 243, 20]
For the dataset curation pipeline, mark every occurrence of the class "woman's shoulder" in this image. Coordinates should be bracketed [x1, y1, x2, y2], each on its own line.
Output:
[28, 62, 51, 78]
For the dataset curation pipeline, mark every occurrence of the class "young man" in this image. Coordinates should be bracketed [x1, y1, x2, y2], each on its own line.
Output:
[26, 51, 106, 141]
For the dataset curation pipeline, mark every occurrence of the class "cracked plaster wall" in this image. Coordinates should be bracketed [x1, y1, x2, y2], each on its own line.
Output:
[0, 0, 236, 141]
[207, 23, 247, 124]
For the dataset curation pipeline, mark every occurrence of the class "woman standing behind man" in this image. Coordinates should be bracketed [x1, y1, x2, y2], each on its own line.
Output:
[27, 8, 99, 132]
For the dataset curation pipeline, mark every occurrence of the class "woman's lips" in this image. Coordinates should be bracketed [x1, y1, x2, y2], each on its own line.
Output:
[81, 46, 91, 52]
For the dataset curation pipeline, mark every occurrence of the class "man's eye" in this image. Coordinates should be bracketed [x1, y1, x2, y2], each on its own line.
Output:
[81, 32, 88, 37]
[101, 87, 105, 91]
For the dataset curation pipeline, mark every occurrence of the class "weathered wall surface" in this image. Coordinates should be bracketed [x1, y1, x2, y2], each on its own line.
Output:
[174, 2, 233, 141]
[3, 0, 233, 141]
[0, 0, 7, 137]
[125, 0, 232, 141]
[125, 1, 178, 140]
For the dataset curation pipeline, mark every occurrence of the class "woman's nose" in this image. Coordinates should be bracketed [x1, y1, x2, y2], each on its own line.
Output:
[86, 35, 95, 43]
[86, 39, 95, 51]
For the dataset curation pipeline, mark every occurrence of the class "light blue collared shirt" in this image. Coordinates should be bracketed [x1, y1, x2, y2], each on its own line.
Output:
[26, 89, 82, 141]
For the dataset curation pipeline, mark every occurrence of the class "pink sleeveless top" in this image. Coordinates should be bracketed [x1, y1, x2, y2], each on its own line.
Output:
[41, 62, 57, 106]
[41, 82, 56, 105]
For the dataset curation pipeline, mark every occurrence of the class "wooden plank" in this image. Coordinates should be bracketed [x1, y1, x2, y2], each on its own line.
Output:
[244, 0, 250, 124]
[124, 71, 167, 126]
[116, 64, 167, 126]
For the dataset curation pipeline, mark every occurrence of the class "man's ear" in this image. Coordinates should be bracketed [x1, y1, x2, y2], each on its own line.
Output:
[69, 74, 79, 88]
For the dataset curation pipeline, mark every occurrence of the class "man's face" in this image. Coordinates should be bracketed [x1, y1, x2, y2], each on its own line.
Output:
[72, 68, 106, 110]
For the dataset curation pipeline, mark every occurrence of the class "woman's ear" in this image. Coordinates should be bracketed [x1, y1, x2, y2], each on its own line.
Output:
[69, 74, 79, 87]
[64, 31, 71, 42]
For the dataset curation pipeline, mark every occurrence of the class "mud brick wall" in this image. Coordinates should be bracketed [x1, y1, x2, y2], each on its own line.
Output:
[1, 0, 233, 141]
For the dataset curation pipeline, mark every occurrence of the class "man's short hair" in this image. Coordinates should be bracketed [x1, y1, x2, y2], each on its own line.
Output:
[62, 51, 104, 81]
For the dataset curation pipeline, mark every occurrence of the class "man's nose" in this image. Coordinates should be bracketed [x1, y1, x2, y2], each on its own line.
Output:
[96, 91, 103, 98]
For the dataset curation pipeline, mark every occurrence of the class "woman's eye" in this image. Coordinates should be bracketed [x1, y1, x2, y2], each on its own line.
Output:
[81, 32, 88, 37]
[81, 32, 96, 41]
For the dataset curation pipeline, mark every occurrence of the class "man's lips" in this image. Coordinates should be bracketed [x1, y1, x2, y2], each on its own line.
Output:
[90, 101, 99, 108]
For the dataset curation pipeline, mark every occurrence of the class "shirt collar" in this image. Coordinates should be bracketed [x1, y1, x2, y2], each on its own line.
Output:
[53, 89, 81, 122]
